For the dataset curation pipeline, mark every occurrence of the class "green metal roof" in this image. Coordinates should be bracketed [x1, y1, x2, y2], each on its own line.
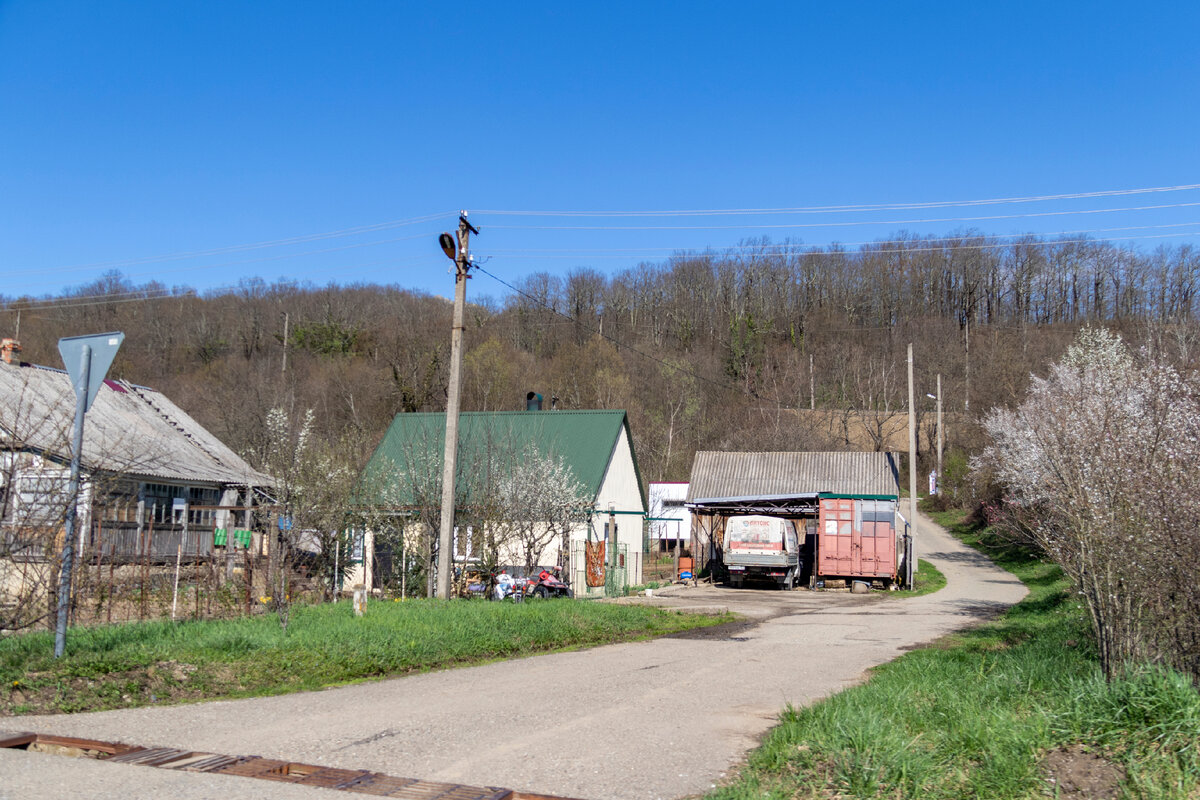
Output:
[361, 409, 643, 508]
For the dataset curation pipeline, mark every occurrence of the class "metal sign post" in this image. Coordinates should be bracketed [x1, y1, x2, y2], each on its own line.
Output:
[54, 332, 123, 658]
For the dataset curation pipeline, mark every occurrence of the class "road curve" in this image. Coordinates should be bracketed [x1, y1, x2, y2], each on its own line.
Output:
[2, 511, 1026, 800]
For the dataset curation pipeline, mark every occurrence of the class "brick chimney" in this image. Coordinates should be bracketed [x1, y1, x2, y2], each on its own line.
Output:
[0, 338, 20, 365]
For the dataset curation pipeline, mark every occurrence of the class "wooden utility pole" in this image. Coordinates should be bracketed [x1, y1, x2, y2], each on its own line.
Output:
[435, 213, 478, 600]
[907, 344, 917, 589]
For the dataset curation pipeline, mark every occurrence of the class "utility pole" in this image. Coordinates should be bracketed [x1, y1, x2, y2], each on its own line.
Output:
[435, 213, 478, 600]
[281, 312, 289, 374]
[809, 353, 815, 410]
[936, 373, 943, 493]
[906, 344, 917, 589]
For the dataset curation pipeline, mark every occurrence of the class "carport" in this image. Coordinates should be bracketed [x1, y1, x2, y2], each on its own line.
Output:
[685, 451, 909, 588]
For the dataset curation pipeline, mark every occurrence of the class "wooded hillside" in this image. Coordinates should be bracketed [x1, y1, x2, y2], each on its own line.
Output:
[5, 232, 1198, 486]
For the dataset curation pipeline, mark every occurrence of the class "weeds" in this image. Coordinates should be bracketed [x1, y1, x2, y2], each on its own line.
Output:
[2, 599, 727, 715]
[708, 509, 1200, 800]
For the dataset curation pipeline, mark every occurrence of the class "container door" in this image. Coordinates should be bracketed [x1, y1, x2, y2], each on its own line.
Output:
[859, 500, 896, 577]
[818, 498, 855, 575]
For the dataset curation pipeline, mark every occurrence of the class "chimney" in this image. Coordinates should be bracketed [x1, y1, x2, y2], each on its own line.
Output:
[1, 338, 20, 365]
[525, 391, 543, 411]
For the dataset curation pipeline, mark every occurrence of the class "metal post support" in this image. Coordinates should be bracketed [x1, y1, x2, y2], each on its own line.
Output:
[54, 345, 91, 658]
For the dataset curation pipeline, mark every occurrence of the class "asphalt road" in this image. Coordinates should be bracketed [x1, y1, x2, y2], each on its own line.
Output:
[1, 511, 1026, 800]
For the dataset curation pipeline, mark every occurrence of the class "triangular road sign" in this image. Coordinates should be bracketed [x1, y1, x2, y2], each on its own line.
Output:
[58, 331, 124, 411]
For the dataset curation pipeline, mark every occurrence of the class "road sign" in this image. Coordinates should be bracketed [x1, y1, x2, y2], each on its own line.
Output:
[58, 332, 124, 411]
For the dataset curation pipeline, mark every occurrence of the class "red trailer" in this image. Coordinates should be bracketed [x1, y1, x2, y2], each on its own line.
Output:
[816, 497, 899, 584]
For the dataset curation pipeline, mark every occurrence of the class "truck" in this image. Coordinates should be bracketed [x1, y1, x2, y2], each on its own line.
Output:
[723, 515, 802, 589]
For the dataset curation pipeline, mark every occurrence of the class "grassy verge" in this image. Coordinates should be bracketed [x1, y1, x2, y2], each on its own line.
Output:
[890, 558, 945, 598]
[2, 599, 728, 716]
[709, 509, 1200, 800]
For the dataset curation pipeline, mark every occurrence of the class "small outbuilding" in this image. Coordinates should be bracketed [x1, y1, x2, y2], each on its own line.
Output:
[685, 451, 907, 588]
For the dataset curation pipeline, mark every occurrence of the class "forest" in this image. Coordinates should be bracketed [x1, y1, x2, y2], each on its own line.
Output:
[4, 230, 1199, 492]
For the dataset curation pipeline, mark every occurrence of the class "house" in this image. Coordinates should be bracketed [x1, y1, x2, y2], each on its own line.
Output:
[648, 481, 690, 552]
[685, 451, 907, 587]
[0, 339, 273, 615]
[356, 409, 647, 595]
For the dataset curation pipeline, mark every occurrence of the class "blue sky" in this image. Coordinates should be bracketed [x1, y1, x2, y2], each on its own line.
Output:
[1, 1, 1198, 303]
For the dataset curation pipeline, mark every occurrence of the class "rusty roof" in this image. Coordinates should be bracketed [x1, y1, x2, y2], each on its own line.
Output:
[0, 361, 272, 487]
[686, 451, 900, 502]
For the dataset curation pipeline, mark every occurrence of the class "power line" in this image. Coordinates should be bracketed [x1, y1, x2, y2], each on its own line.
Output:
[481, 222, 1200, 258]
[482, 200, 1200, 231]
[475, 183, 1200, 217]
[472, 264, 753, 399]
[5, 231, 438, 282]
[20, 211, 456, 274]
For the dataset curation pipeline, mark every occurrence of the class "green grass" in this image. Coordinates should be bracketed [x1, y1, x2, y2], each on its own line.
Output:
[708, 509, 1200, 800]
[890, 558, 945, 598]
[1, 599, 728, 715]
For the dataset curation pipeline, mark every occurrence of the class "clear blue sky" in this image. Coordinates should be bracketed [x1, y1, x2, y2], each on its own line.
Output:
[2, 1, 1198, 303]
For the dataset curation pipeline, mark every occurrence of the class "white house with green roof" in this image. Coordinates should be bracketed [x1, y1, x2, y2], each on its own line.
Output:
[355, 409, 647, 595]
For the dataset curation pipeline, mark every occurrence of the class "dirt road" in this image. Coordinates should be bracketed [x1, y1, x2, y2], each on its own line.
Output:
[1, 511, 1026, 799]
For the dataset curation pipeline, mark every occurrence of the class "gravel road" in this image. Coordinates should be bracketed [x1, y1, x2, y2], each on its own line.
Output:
[1, 510, 1026, 800]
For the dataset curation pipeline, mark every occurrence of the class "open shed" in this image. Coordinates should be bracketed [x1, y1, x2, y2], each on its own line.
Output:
[685, 451, 907, 588]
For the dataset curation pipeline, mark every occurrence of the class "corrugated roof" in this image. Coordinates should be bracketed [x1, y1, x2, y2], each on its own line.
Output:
[0, 361, 271, 486]
[686, 451, 900, 501]
[362, 410, 641, 506]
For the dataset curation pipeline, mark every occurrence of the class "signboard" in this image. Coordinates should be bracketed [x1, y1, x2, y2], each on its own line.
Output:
[58, 332, 124, 411]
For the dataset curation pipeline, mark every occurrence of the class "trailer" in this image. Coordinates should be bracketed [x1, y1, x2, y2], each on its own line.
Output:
[814, 497, 899, 585]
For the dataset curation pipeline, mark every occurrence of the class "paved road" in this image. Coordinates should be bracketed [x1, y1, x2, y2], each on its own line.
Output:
[2, 511, 1026, 800]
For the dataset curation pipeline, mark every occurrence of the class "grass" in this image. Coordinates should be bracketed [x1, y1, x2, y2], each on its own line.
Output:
[708, 508, 1200, 800]
[890, 558, 945, 598]
[1, 598, 728, 716]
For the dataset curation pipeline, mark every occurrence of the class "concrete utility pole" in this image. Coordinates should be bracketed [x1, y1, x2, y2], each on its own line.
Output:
[907, 344, 917, 589]
[936, 373, 943, 492]
[435, 213, 478, 600]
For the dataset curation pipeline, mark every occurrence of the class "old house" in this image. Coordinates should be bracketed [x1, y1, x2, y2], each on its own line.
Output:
[686, 451, 907, 587]
[0, 339, 273, 619]
[356, 409, 647, 595]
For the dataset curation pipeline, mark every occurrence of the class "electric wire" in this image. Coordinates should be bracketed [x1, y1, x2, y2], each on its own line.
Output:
[472, 264, 754, 399]
[21, 211, 456, 275]
[475, 183, 1200, 217]
[481, 221, 1200, 257]
[482, 200, 1200, 231]
[485, 230, 1200, 261]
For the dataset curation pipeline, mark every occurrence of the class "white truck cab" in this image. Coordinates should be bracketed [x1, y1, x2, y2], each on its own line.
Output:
[723, 515, 801, 589]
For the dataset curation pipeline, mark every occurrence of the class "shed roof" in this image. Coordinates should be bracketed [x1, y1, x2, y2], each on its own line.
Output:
[0, 361, 271, 487]
[362, 410, 642, 507]
[686, 451, 900, 502]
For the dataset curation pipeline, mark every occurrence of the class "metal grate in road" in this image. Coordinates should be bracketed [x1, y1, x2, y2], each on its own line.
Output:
[0, 730, 577, 800]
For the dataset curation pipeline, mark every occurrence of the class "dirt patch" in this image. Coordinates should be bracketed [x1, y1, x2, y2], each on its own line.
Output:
[1042, 744, 1125, 800]
[665, 618, 759, 640]
[3, 660, 239, 717]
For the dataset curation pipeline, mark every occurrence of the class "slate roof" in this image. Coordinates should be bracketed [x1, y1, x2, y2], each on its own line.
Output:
[0, 361, 271, 486]
[362, 410, 642, 507]
[686, 451, 900, 502]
